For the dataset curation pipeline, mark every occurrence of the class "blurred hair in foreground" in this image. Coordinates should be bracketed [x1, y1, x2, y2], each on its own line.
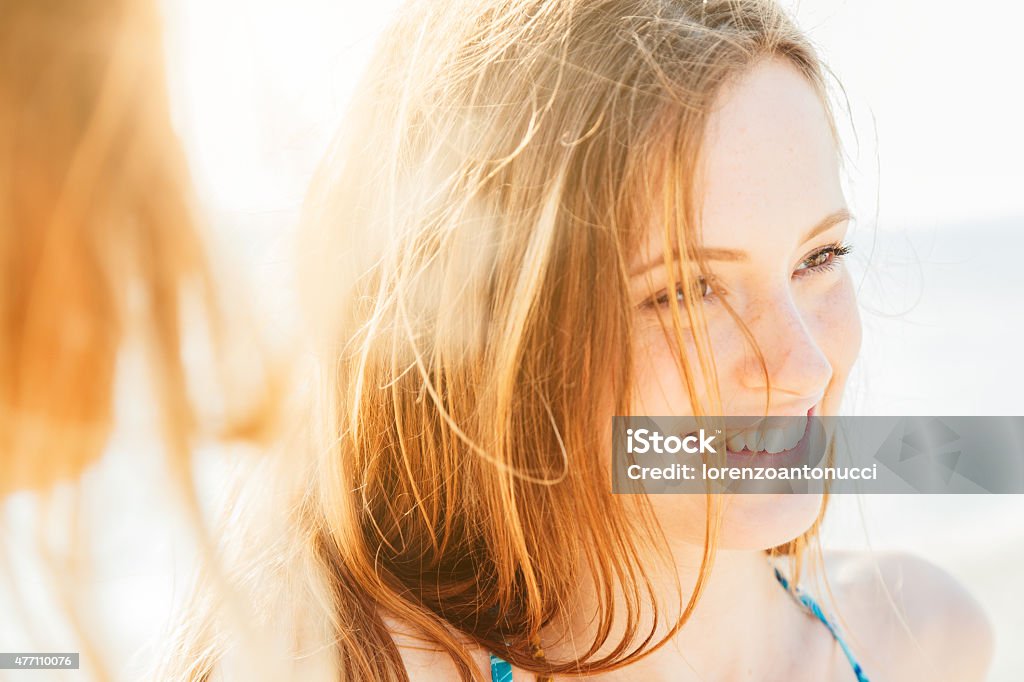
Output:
[163, 1, 850, 681]
[0, 0, 282, 676]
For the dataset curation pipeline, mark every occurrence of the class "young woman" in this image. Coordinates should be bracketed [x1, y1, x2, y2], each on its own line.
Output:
[172, 0, 993, 680]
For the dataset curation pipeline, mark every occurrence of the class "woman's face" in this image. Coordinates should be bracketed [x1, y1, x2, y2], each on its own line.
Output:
[628, 57, 862, 550]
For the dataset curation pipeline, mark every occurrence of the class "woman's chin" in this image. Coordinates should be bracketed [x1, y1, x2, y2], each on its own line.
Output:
[717, 492, 825, 550]
[653, 492, 824, 550]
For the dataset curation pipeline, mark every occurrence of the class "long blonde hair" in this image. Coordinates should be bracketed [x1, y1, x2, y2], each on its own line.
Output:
[1, 0, 280, 677]
[0, 0, 280, 494]
[176, 1, 844, 680]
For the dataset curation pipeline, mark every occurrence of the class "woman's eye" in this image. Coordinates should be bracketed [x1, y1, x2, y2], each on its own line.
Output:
[647, 276, 715, 308]
[794, 241, 853, 276]
[806, 251, 831, 267]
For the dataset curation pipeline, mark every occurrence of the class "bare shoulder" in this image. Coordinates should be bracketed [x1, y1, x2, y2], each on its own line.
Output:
[823, 549, 994, 682]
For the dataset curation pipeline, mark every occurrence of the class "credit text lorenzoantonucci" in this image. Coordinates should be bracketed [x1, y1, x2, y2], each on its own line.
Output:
[623, 427, 878, 482]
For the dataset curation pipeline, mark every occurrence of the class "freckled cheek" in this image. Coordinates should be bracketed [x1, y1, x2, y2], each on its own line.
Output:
[629, 317, 746, 415]
[629, 276, 862, 414]
[630, 327, 690, 414]
[807, 273, 862, 381]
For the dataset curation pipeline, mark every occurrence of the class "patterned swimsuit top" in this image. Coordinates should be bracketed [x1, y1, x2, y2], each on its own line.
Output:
[489, 565, 869, 681]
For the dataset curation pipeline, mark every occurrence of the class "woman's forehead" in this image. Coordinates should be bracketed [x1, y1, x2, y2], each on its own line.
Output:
[633, 56, 845, 267]
[700, 58, 844, 247]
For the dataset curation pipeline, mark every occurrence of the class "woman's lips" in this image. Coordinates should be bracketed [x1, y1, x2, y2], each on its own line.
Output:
[669, 406, 824, 468]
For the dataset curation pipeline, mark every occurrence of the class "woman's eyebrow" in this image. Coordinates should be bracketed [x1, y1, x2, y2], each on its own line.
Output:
[630, 207, 853, 275]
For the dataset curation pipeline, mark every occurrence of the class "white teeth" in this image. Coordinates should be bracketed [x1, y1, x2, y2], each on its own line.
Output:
[726, 418, 807, 454]
[765, 428, 785, 454]
[726, 428, 763, 452]
[784, 419, 806, 449]
[726, 432, 745, 451]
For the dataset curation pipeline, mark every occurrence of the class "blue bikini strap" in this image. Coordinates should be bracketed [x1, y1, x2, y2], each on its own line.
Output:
[773, 566, 870, 682]
[489, 652, 514, 682]
[489, 568, 871, 682]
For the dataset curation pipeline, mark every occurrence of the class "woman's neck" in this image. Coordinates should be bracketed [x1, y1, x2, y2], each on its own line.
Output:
[542, 542, 809, 680]
[654, 546, 798, 678]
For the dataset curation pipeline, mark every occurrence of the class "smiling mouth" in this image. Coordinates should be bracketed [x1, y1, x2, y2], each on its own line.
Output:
[719, 407, 830, 471]
[670, 406, 822, 462]
[725, 408, 815, 457]
[724, 413, 811, 456]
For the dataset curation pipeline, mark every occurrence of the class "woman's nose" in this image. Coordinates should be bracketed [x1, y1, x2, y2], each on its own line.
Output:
[737, 290, 832, 408]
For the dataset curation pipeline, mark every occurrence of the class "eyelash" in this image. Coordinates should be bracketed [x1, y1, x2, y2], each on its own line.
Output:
[643, 241, 854, 308]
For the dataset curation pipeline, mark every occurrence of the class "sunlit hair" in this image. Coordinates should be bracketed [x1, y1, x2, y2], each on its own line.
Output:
[0, 0, 280, 492]
[172, 0, 846, 680]
[0, 0, 280, 676]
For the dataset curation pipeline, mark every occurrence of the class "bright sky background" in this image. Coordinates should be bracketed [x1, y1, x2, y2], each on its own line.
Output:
[158, 0, 1024, 420]
[161, 0, 1024, 230]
